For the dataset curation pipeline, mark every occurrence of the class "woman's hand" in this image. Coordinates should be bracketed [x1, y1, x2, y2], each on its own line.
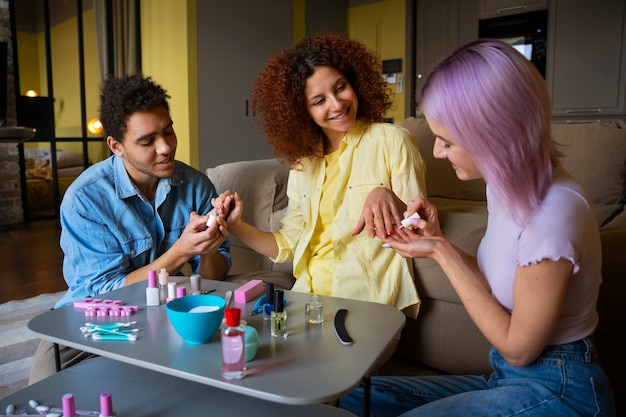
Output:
[212, 191, 243, 227]
[354, 187, 407, 239]
[380, 197, 444, 259]
[405, 197, 443, 238]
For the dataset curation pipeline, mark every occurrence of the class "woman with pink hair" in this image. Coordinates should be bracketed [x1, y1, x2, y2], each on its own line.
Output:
[339, 39, 615, 417]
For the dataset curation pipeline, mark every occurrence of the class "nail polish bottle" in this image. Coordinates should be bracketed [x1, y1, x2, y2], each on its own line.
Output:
[190, 274, 202, 295]
[99, 392, 115, 417]
[158, 268, 169, 289]
[305, 294, 323, 324]
[262, 283, 274, 321]
[166, 282, 177, 302]
[62, 393, 76, 417]
[221, 308, 246, 380]
[158, 268, 169, 303]
[271, 290, 287, 338]
[146, 270, 160, 306]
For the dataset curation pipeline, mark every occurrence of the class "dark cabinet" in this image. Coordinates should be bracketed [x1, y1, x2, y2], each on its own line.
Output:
[479, 0, 548, 19]
[416, 0, 626, 122]
[415, 0, 478, 113]
[547, 0, 626, 122]
[197, 0, 294, 169]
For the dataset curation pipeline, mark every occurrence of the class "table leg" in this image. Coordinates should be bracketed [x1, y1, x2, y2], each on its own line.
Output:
[363, 375, 371, 416]
[53, 343, 61, 372]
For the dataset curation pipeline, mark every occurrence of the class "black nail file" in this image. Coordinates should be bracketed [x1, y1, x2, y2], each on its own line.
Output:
[334, 308, 354, 345]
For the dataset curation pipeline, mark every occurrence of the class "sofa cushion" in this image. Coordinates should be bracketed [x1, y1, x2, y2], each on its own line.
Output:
[206, 159, 290, 275]
[396, 117, 487, 201]
[552, 122, 626, 226]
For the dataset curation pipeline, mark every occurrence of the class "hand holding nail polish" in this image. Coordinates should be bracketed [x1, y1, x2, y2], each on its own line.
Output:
[389, 212, 420, 235]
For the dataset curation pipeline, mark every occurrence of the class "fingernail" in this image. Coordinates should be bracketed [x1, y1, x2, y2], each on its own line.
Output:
[411, 218, 419, 225]
[382, 243, 391, 248]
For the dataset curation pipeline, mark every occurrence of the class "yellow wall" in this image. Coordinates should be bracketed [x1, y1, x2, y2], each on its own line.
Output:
[348, 0, 406, 122]
[294, 0, 306, 43]
[140, 0, 198, 168]
[15, 31, 42, 95]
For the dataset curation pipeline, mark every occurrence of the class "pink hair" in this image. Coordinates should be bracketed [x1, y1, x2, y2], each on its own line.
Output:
[419, 39, 560, 224]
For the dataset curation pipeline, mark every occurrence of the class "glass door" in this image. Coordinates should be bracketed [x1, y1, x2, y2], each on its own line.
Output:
[13, 0, 108, 219]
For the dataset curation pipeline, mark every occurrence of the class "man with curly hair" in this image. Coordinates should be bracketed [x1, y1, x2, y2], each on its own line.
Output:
[29, 74, 230, 384]
[214, 33, 427, 317]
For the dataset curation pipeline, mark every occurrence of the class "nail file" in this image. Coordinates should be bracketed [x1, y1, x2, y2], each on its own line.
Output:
[334, 309, 354, 345]
[233, 279, 264, 303]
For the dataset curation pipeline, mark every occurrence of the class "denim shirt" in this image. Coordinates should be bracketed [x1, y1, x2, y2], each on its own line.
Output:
[56, 155, 230, 308]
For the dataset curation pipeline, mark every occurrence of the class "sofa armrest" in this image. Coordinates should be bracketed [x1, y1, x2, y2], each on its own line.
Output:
[206, 159, 290, 276]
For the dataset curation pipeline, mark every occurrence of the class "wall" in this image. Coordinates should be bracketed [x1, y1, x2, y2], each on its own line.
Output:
[0, 0, 23, 226]
[140, 0, 198, 168]
[348, 0, 407, 122]
[306, 0, 348, 35]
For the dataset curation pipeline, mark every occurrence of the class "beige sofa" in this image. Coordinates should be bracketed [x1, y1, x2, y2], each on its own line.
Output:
[207, 118, 626, 413]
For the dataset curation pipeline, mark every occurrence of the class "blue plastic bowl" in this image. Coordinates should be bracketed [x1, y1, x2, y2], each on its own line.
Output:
[166, 295, 226, 344]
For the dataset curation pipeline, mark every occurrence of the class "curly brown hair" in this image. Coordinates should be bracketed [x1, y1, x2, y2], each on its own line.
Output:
[99, 74, 170, 142]
[251, 33, 393, 166]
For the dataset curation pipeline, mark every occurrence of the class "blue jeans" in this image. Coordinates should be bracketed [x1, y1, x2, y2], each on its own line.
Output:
[338, 337, 615, 417]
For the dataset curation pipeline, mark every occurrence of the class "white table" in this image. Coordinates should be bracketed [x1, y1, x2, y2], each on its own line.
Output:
[0, 357, 357, 416]
[29, 279, 405, 405]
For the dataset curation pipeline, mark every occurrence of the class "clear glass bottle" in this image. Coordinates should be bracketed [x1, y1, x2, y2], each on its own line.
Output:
[305, 294, 323, 324]
[221, 308, 246, 379]
[271, 290, 288, 338]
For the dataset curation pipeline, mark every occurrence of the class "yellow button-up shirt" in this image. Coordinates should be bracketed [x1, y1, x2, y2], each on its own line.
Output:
[272, 121, 427, 317]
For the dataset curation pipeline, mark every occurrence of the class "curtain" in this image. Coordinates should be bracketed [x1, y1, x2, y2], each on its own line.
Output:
[95, 0, 139, 78]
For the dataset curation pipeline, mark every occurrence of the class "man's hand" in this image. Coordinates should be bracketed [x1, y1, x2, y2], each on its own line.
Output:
[178, 211, 227, 258]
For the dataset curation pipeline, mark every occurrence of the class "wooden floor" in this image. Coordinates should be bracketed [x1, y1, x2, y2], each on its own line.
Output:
[0, 218, 66, 303]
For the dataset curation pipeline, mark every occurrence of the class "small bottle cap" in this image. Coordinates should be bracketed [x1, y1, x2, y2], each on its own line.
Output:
[158, 268, 169, 285]
[176, 286, 187, 298]
[265, 283, 274, 300]
[274, 290, 284, 312]
[225, 308, 241, 327]
[148, 270, 157, 288]
[167, 282, 177, 298]
[190, 274, 201, 292]
[100, 392, 113, 417]
[62, 393, 75, 417]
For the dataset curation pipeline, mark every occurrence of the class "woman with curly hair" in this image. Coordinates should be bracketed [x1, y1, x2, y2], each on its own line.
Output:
[215, 33, 427, 316]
